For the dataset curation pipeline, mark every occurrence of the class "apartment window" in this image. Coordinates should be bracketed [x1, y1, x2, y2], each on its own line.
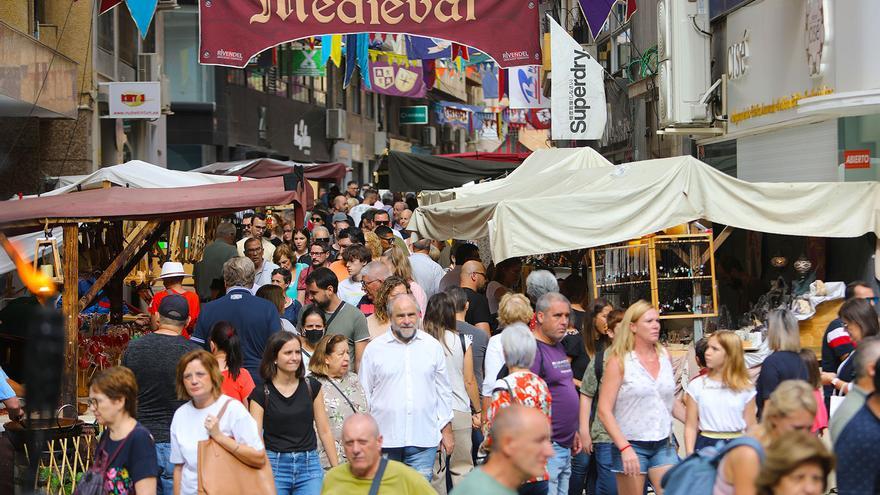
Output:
[164, 7, 215, 102]
[118, 11, 138, 66]
[98, 9, 115, 53]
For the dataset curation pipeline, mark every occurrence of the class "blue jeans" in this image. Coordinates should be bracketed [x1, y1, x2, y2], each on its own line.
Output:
[267, 450, 323, 495]
[155, 442, 174, 495]
[592, 443, 618, 495]
[383, 446, 438, 482]
[610, 438, 678, 474]
[569, 450, 591, 495]
[546, 442, 572, 495]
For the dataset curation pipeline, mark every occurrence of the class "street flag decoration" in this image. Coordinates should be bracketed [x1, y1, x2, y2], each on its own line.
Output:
[200, 0, 540, 69]
[508, 66, 549, 109]
[577, 0, 638, 36]
[549, 17, 605, 140]
[280, 47, 326, 76]
[91, 0, 158, 38]
[369, 61, 427, 98]
[405, 36, 453, 60]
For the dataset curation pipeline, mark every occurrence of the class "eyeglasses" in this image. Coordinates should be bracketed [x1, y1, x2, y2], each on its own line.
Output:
[362, 278, 383, 289]
[374, 220, 390, 226]
[311, 217, 323, 222]
[380, 236, 394, 243]
[865, 296, 879, 305]
[314, 237, 330, 242]
[473, 272, 487, 278]
[86, 397, 103, 408]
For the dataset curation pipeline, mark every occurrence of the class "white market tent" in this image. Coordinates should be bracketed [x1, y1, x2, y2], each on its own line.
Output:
[24, 160, 249, 198]
[2, 161, 249, 275]
[419, 147, 613, 206]
[410, 152, 880, 262]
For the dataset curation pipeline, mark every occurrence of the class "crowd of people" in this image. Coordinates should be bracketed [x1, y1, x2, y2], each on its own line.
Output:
[60, 185, 880, 495]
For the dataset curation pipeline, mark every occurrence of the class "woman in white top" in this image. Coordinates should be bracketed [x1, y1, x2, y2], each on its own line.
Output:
[381, 245, 428, 311]
[685, 330, 757, 454]
[597, 300, 678, 495]
[481, 293, 534, 397]
[422, 292, 480, 490]
[170, 350, 265, 495]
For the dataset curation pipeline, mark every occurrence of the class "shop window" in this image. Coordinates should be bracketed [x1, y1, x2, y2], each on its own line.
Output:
[597, 39, 612, 74]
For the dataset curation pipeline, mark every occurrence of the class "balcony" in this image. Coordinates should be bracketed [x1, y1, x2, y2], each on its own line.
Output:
[0, 21, 78, 119]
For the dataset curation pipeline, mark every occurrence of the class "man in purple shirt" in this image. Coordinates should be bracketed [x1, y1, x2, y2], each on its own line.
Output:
[531, 292, 580, 495]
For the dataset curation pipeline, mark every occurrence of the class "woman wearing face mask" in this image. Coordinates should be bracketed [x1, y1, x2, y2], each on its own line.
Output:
[307, 334, 368, 469]
[249, 332, 338, 494]
[299, 305, 327, 372]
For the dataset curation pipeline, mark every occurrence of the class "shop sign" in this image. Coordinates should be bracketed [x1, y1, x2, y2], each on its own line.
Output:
[727, 30, 749, 81]
[730, 86, 833, 125]
[107, 82, 161, 119]
[805, 0, 825, 78]
[400, 105, 429, 125]
[293, 119, 312, 155]
[549, 17, 604, 140]
[434, 102, 472, 128]
[200, 0, 541, 69]
[282, 48, 325, 76]
[508, 65, 549, 110]
[844, 150, 871, 169]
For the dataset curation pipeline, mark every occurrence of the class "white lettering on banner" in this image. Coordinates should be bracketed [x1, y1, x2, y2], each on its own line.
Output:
[549, 16, 605, 140]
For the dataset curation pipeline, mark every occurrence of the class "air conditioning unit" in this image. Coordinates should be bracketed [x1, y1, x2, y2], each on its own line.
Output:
[656, 0, 711, 128]
[422, 127, 437, 147]
[373, 131, 387, 154]
[138, 53, 161, 82]
[327, 109, 347, 139]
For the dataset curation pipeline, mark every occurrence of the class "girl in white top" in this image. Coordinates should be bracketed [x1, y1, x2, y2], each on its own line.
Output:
[422, 292, 480, 489]
[597, 300, 677, 495]
[170, 350, 265, 495]
[685, 330, 757, 454]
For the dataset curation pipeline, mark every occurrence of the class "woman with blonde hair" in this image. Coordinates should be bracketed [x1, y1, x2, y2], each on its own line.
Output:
[713, 380, 818, 495]
[381, 244, 427, 311]
[365, 276, 411, 339]
[756, 431, 834, 495]
[597, 300, 677, 495]
[481, 293, 535, 398]
[170, 350, 265, 495]
[684, 330, 756, 454]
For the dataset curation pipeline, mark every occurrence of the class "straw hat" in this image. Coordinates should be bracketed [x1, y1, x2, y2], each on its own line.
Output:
[156, 261, 188, 280]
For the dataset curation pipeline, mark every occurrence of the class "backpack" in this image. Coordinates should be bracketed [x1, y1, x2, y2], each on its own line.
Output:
[660, 437, 764, 495]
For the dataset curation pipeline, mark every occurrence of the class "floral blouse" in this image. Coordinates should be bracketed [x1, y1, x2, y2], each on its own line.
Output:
[486, 370, 552, 482]
[314, 372, 369, 468]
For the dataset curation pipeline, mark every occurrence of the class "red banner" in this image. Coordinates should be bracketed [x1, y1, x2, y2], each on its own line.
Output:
[199, 0, 541, 69]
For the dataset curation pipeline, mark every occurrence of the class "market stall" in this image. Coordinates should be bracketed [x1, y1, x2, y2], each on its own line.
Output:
[386, 150, 522, 192]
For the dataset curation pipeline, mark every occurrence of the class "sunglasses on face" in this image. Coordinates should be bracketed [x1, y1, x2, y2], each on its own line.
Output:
[311, 217, 323, 222]
[314, 237, 330, 242]
[374, 220, 390, 226]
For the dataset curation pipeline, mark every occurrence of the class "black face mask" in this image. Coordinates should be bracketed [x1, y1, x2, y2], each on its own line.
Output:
[304, 329, 325, 344]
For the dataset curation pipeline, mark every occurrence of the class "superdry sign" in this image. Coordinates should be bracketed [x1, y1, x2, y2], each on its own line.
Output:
[199, 0, 541, 69]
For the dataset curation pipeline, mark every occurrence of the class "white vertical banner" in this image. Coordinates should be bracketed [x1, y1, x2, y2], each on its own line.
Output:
[550, 17, 606, 140]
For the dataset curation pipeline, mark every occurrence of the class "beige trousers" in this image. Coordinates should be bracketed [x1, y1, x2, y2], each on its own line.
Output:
[431, 410, 474, 494]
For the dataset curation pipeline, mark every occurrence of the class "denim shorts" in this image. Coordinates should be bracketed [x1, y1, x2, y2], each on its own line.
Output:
[610, 438, 679, 474]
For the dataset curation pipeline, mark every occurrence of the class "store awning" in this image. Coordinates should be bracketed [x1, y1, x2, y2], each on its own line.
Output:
[0, 177, 298, 232]
[411, 152, 880, 262]
[192, 159, 348, 181]
[437, 152, 532, 163]
[388, 151, 520, 192]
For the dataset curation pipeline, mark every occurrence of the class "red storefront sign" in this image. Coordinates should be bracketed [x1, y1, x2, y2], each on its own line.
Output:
[199, 0, 541, 69]
[844, 149, 871, 169]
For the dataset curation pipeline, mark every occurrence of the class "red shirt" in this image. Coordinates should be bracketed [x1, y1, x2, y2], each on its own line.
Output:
[148, 288, 200, 339]
[221, 368, 256, 405]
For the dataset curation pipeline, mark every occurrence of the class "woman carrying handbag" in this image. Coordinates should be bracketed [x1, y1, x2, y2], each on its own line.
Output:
[249, 332, 339, 495]
[169, 350, 270, 495]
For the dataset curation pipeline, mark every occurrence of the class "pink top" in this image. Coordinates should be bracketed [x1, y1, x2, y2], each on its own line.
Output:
[811, 388, 828, 432]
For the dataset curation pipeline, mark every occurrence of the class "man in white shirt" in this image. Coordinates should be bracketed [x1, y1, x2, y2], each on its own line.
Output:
[409, 238, 445, 298]
[236, 212, 275, 261]
[243, 238, 278, 291]
[359, 293, 455, 482]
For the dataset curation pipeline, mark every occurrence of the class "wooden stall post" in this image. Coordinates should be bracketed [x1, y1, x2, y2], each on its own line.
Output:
[61, 223, 79, 415]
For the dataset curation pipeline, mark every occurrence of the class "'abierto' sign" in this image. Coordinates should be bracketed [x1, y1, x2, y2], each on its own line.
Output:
[844, 150, 871, 169]
[106, 82, 161, 119]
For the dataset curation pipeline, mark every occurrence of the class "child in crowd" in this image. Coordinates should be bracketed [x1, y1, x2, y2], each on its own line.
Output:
[798, 349, 829, 434]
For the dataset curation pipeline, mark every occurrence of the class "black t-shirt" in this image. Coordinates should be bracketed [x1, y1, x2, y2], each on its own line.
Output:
[562, 333, 590, 381]
[249, 377, 322, 453]
[122, 333, 200, 443]
[98, 422, 159, 492]
[464, 288, 492, 328]
[570, 308, 586, 333]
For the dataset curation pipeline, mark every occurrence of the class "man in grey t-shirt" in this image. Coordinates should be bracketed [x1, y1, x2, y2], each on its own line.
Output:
[303, 267, 370, 371]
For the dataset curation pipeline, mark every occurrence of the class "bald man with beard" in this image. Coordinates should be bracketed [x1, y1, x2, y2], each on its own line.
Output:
[460, 260, 492, 335]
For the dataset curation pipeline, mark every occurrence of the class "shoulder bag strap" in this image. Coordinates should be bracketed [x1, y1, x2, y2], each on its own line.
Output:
[326, 377, 359, 413]
[97, 428, 132, 469]
[325, 301, 346, 328]
[305, 376, 314, 401]
[215, 397, 232, 420]
[458, 332, 467, 356]
[368, 457, 389, 495]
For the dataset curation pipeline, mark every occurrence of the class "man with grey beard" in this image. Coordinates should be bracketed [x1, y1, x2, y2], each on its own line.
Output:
[359, 293, 455, 482]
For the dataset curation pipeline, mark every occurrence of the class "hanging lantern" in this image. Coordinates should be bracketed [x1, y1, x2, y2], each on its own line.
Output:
[33, 236, 64, 284]
[770, 254, 788, 268]
[794, 254, 813, 274]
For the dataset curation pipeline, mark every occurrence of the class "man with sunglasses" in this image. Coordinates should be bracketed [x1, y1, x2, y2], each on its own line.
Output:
[459, 260, 492, 336]
[236, 212, 275, 261]
[296, 241, 333, 306]
[822, 281, 877, 407]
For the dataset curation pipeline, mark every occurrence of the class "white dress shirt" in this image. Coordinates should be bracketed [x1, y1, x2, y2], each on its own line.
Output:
[252, 260, 279, 292]
[359, 330, 454, 449]
[409, 253, 445, 298]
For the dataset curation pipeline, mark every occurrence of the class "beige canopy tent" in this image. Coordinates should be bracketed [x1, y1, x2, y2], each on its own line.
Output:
[410, 153, 880, 262]
[418, 147, 613, 206]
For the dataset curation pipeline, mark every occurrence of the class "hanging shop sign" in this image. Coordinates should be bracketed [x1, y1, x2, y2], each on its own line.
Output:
[435, 102, 472, 128]
[400, 105, 429, 125]
[508, 65, 549, 109]
[106, 82, 161, 119]
[281, 47, 326, 76]
[844, 150, 871, 169]
[293, 119, 312, 155]
[506, 108, 528, 127]
[475, 111, 501, 140]
[200, 0, 541, 69]
[549, 17, 605, 140]
[369, 61, 426, 98]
